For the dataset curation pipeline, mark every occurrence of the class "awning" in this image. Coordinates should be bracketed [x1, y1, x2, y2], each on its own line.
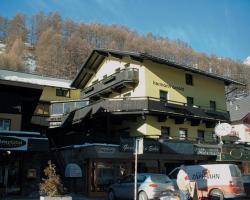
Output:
[61, 106, 93, 126]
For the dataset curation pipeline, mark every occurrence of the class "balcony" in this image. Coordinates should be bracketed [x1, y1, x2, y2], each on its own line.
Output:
[48, 100, 88, 128]
[81, 68, 139, 99]
[63, 97, 229, 127]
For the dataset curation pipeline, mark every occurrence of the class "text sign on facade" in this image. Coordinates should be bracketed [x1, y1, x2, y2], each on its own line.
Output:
[0, 136, 28, 151]
[120, 138, 160, 153]
[194, 146, 220, 156]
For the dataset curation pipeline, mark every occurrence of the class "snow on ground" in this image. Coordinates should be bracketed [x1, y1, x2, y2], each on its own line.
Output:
[0, 42, 6, 48]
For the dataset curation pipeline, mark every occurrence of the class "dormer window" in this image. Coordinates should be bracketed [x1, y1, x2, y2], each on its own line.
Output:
[124, 63, 130, 68]
[103, 75, 108, 79]
[185, 74, 193, 85]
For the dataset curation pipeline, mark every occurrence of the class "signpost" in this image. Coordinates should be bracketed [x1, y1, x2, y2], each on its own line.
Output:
[134, 138, 143, 200]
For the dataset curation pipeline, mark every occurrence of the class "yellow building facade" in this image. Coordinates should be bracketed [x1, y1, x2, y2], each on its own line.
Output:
[79, 51, 232, 143]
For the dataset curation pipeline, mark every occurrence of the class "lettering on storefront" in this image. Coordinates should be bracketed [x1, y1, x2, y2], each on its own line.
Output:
[96, 147, 116, 154]
[153, 81, 184, 91]
[194, 146, 220, 156]
[0, 136, 27, 149]
[120, 139, 160, 153]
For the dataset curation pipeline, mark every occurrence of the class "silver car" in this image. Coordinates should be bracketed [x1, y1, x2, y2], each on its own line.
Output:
[107, 173, 175, 200]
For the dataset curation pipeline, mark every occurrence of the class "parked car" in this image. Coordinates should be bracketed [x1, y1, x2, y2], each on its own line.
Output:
[107, 173, 176, 200]
[159, 190, 180, 200]
[168, 164, 246, 200]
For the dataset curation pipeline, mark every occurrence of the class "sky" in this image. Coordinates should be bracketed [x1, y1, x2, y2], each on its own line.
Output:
[1, 0, 250, 62]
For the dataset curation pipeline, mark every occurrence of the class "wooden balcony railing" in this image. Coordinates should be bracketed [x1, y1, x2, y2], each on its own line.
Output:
[66, 97, 230, 125]
[81, 68, 139, 99]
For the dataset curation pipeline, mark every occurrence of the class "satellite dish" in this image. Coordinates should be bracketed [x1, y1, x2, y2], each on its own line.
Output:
[215, 123, 232, 137]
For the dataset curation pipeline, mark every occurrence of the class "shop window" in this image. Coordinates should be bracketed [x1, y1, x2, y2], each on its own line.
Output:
[0, 119, 11, 131]
[185, 74, 193, 85]
[160, 90, 168, 102]
[56, 88, 70, 98]
[179, 128, 188, 140]
[210, 101, 216, 111]
[161, 126, 170, 139]
[187, 97, 194, 106]
[197, 130, 205, 142]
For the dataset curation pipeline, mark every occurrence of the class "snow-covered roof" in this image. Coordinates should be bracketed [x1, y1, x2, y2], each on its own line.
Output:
[0, 69, 72, 88]
[54, 143, 120, 150]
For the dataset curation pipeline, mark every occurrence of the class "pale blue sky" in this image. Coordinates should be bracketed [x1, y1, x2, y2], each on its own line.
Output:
[1, 0, 250, 61]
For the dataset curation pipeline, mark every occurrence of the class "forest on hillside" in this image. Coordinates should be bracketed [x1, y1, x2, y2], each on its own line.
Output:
[0, 12, 249, 93]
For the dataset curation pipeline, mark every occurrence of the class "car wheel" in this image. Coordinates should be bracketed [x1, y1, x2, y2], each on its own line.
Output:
[209, 189, 224, 200]
[138, 191, 148, 200]
[108, 190, 116, 200]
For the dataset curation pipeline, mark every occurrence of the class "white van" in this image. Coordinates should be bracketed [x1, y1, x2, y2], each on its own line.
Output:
[168, 164, 245, 199]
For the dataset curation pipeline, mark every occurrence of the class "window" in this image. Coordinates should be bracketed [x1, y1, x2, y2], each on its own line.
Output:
[185, 74, 193, 85]
[34, 103, 49, 115]
[56, 88, 70, 98]
[51, 103, 63, 115]
[197, 130, 205, 142]
[115, 68, 121, 73]
[161, 126, 170, 139]
[187, 97, 194, 106]
[0, 119, 11, 131]
[210, 101, 216, 111]
[160, 90, 168, 101]
[179, 128, 188, 140]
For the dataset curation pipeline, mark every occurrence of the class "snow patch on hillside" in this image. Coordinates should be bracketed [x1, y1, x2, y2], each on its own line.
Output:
[243, 56, 250, 66]
[0, 42, 6, 54]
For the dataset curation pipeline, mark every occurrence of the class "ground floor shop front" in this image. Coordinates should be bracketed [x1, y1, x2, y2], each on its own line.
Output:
[0, 132, 49, 197]
[57, 139, 219, 196]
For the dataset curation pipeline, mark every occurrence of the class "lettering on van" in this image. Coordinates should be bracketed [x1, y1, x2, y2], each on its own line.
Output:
[153, 81, 184, 91]
[192, 169, 220, 180]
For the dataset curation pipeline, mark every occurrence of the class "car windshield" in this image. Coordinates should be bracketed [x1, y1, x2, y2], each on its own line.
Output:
[150, 174, 171, 183]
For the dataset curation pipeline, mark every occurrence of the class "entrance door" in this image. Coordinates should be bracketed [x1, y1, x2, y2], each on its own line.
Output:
[0, 161, 21, 195]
